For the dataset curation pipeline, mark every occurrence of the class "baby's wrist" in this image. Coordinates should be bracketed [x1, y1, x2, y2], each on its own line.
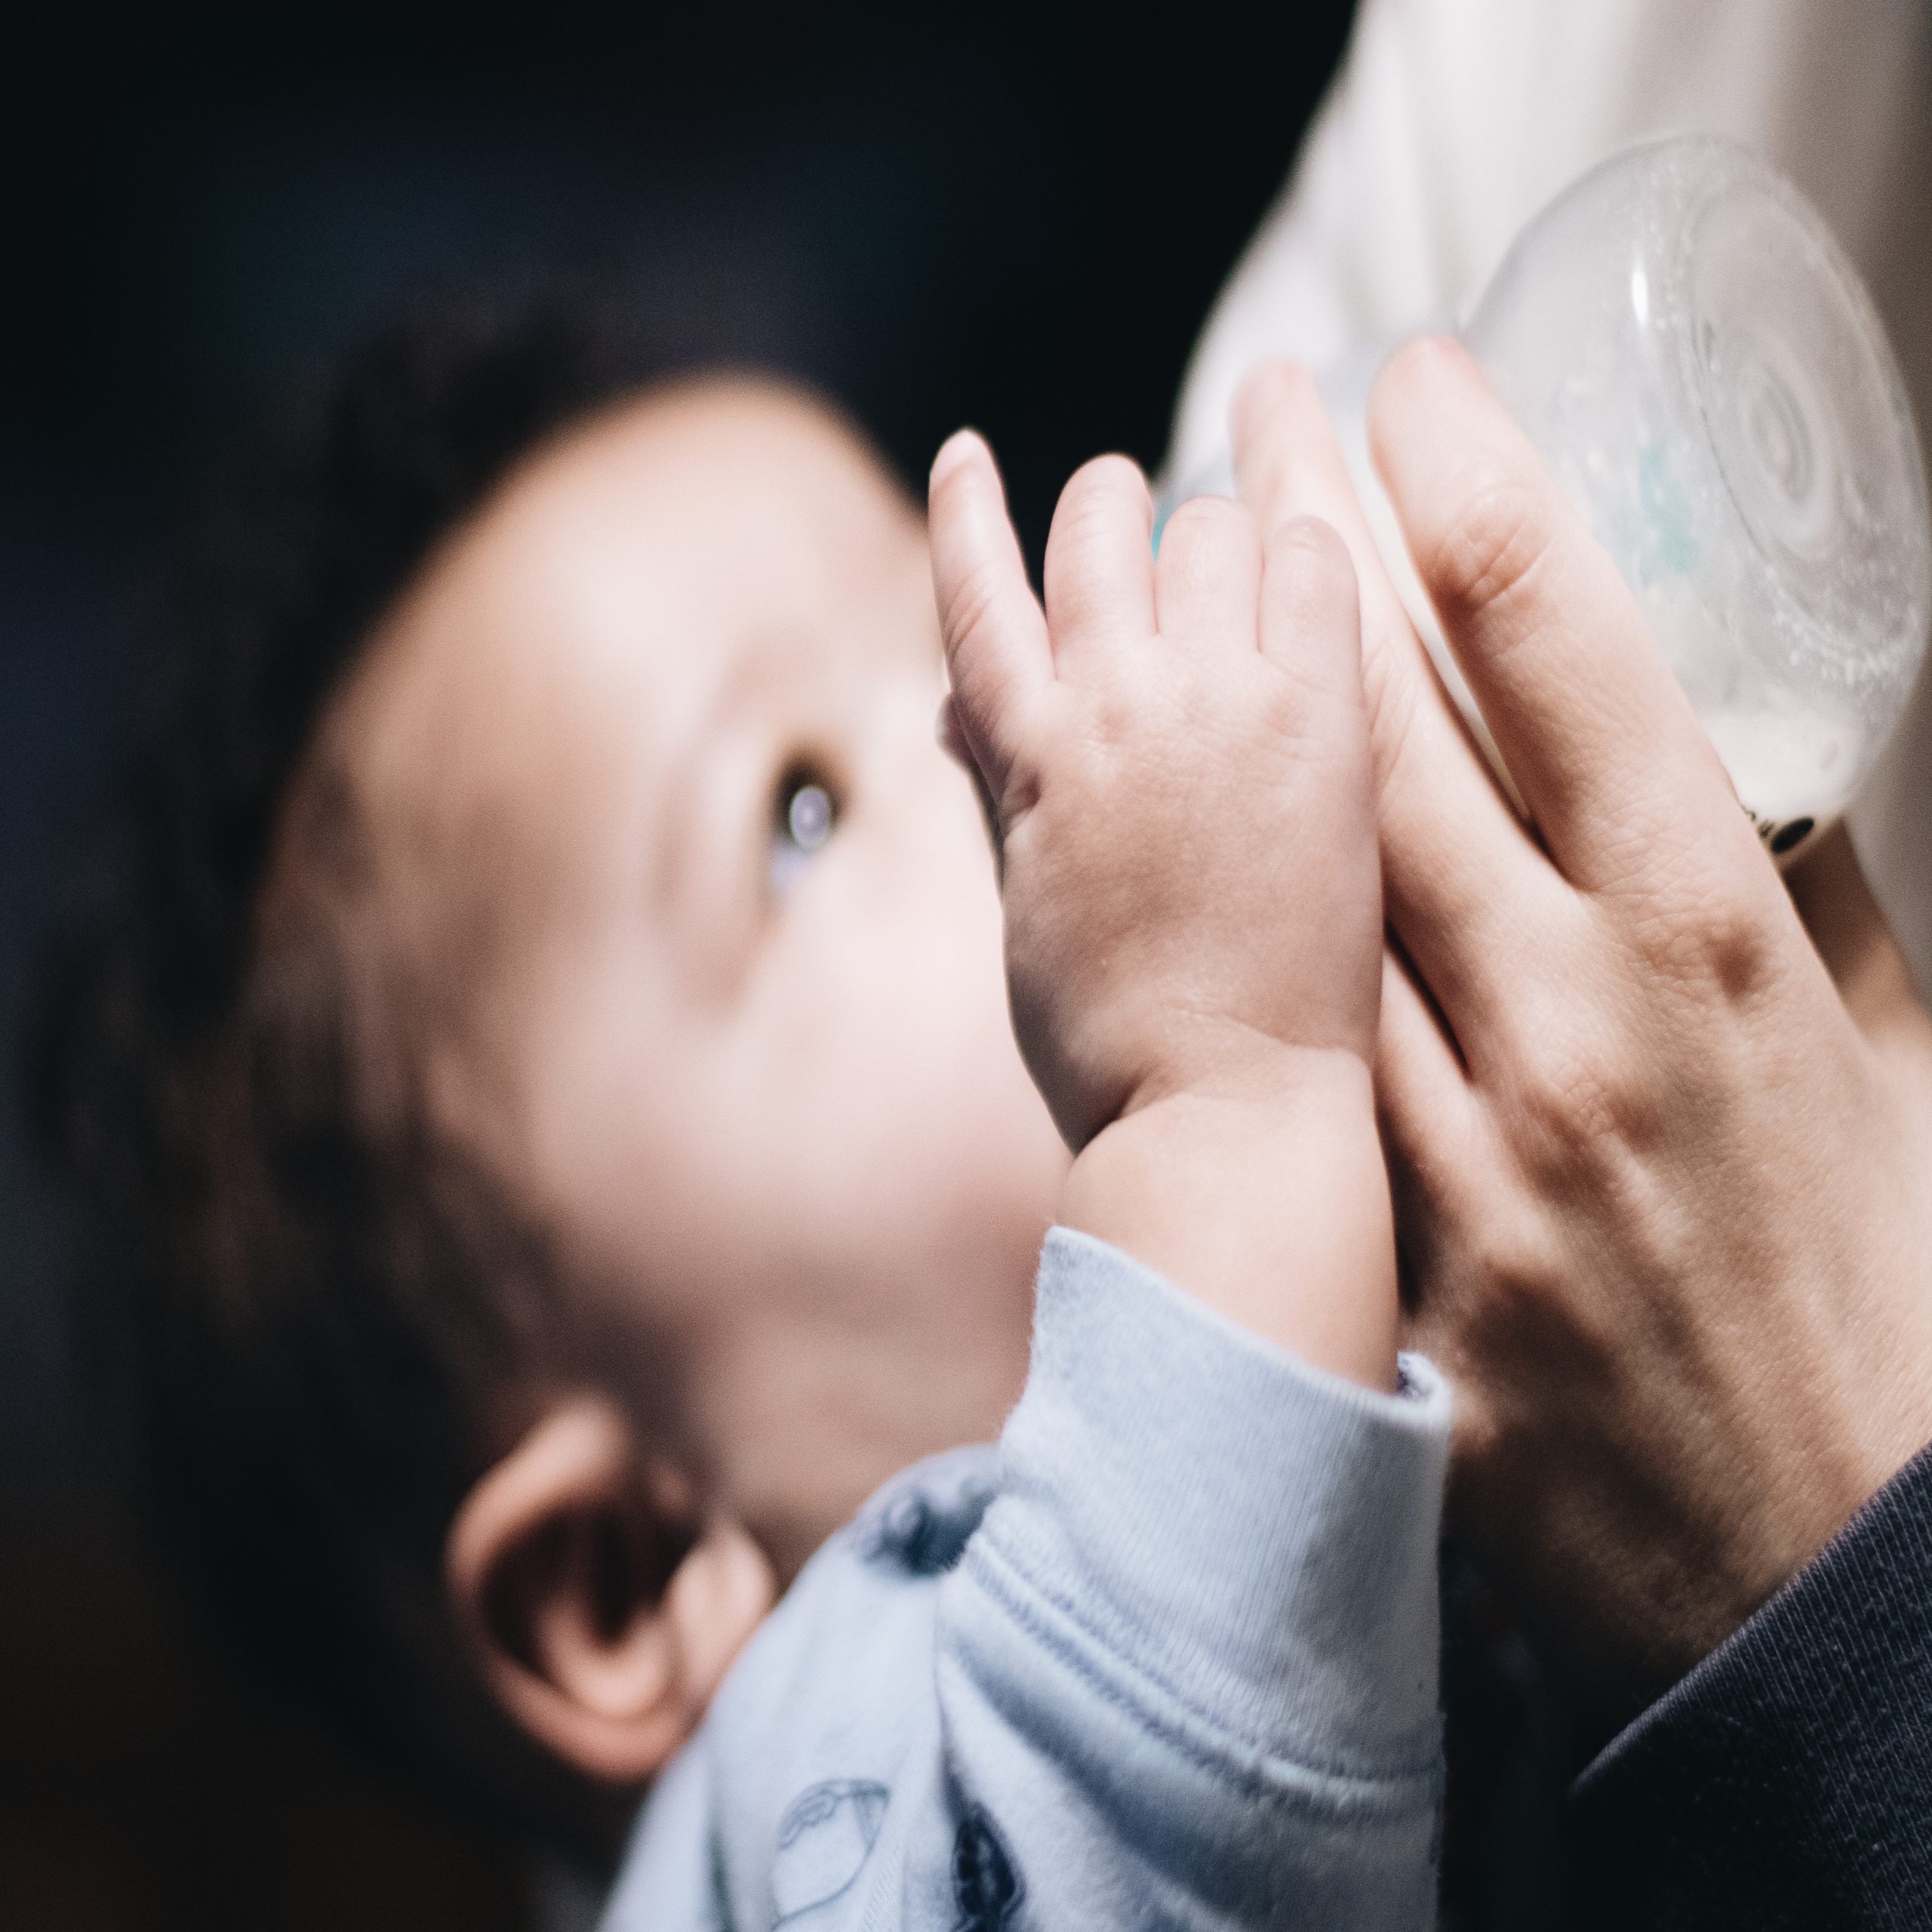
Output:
[1115, 1032, 1376, 1124]
[1060, 1054, 1399, 1390]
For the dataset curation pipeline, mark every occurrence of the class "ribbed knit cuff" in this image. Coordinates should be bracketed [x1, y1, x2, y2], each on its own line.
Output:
[982, 1226, 1451, 1779]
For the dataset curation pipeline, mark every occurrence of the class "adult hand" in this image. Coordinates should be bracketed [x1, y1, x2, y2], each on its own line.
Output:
[1233, 340, 1932, 1716]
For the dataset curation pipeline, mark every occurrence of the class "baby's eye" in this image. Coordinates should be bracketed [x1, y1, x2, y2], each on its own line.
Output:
[769, 765, 838, 897]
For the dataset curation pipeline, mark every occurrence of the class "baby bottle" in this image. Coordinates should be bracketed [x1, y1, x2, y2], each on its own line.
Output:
[1168, 136, 1932, 862]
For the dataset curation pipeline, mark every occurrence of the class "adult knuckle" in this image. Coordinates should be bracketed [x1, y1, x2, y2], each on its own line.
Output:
[1358, 626, 1427, 783]
[1424, 470, 1551, 640]
[1626, 872, 1777, 1005]
[1511, 1020, 1634, 1159]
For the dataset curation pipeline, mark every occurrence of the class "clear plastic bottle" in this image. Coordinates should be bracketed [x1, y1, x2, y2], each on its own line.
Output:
[1165, 136, 1932, 862]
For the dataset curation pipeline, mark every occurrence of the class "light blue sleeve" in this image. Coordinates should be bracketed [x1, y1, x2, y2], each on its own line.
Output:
[601, 1228, 1452, 1932]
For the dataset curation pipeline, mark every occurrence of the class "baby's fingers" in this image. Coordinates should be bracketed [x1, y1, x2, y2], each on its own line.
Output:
[1260, 514, 1363, 710]
[1154, 494, 1260, 658]
[929, 430, 1052, 795]
[1043, 454, 1157, 681]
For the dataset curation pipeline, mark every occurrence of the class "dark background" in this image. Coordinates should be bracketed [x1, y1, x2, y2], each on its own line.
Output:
[0, 6, 1358, 1926]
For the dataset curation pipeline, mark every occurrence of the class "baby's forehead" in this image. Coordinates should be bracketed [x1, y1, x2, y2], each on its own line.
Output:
[421, 380, 917, 688]
[303, 376, 927, 977]
[507, 377, 917, 562]
[338, 380, 904, 765]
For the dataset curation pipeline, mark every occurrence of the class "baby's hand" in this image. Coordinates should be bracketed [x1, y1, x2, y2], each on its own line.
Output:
[928, 435, 1397, 1385]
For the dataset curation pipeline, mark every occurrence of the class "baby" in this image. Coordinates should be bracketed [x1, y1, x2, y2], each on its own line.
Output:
[37, 303, 1448, 1926]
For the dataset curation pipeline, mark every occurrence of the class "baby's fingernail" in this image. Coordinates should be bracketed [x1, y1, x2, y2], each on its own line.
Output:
[930, 429, 985, 489]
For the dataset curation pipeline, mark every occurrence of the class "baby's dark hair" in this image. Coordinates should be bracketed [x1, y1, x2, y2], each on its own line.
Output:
[27, 294, 685, 1857]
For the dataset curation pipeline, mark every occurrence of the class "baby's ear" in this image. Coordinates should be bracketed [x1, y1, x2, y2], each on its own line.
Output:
[445, 1397, 776, 1784]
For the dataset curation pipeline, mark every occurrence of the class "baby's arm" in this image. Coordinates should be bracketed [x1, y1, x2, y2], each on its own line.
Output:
[928, 434, 1395, 1385]
[608, 439, 1450, 1932]
[917, 437, 1447, 1926]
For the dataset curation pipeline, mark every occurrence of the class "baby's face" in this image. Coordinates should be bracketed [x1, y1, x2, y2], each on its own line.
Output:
[328, 380, 1067, 1578]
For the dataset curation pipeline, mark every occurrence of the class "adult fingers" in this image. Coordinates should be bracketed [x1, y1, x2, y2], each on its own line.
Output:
[1233, 360, 1571, 1051]
[928, 430, 1052, 792]
[1042, 453, 1158, 679]
[1375, 945, 1475, 1177]
[1153, 494, 1262, 657]
[1367, 337, 1761, 897]
[1377, 948, 1491, 1363]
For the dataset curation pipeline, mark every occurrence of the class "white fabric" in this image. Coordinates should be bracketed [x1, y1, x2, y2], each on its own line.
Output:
[1171, 0, 1932, 986]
